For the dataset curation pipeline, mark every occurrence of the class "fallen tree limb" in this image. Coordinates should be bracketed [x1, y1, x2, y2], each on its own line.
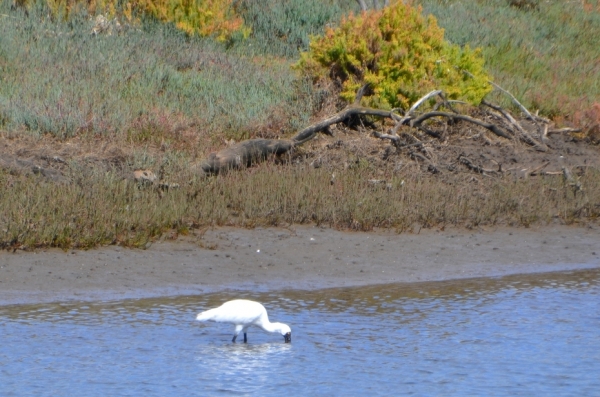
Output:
[409, 111, 513, 140]
[548, 127, 582, 134]
[200, 139, 294, 174]
[397, 89, 442, 125]
[481, 100, 547, 151]
[464, 71, 549, 124]
[291, 106, 391, 143]
[200, 105, 391, 174]
[487, 80, 536, 121]
[373, 130, 401, 146]
[197, 85, 572, 175]
[200, 84, 397, 174]
[458, 154, 498, 174]
[199, 104, 393, 174]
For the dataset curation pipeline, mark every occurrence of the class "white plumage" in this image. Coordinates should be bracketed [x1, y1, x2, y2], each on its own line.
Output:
[196, 299, 292, 343]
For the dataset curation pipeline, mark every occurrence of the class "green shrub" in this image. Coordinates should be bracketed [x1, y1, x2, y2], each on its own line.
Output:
[296, 1, 492, 109]
[136, 0, 250, 42]
[0, 5, 311, 140]
[14, 0, 249, 42]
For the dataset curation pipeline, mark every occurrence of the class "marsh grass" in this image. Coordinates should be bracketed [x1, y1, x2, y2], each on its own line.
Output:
[0, 4, 313, 141]
[419, 0, 600, 118]
[1, 1, 599, 249]
[232, 0, 358, 58]
[2, 163, 598, 249]
[2, 0, 598, 142]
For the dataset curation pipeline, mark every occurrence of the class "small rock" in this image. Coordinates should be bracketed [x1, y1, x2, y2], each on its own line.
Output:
[133, 169, 157, 184]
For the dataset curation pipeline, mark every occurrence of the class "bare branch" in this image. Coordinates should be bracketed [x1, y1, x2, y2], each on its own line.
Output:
[407, 90, 442, 116]
[373, 131, 400, 145]
[463, 70, 548, 123]
[458, 155, 498, 174]
[353, 83, 373, 106]
[548, 127, 582, 134]
[528, 161, 550, 176]
[482, 100, 547, 150]
[356, 0, 368, 11]
[397, 90, 442, 125]
[292, 105, 391, 143]
[487, 80, 535, 120]
[410, 111, 512, 140]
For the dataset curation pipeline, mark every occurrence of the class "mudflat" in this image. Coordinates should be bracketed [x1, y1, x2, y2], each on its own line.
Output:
[1, 225, 599, 305]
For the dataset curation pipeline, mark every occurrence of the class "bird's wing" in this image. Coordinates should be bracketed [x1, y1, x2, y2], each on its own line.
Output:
[197, 300, 264, 324]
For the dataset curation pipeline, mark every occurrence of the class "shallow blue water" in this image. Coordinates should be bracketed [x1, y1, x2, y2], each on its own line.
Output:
[1, 269, 599, 396]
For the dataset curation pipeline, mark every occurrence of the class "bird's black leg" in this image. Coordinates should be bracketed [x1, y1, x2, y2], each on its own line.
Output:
[232, 335, 237, 343]
[243, 333, 247, 343]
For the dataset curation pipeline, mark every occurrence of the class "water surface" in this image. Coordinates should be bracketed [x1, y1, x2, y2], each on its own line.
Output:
[1, 269, 599, 396]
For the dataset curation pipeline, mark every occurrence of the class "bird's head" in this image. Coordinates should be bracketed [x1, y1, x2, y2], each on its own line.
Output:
[280, 324, 292, 343]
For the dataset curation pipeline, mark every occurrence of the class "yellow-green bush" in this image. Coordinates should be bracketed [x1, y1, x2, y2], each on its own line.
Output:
[136, 0, 250, 42]
[18, 0, 249, 42]
[18, 0, 136, 22]
[296, 1, 492, 109]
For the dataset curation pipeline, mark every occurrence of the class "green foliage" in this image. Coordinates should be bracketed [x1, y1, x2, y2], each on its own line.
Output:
[296, 1, 492, 109]
[136, 0, 250, 42]
[13, 0, 249, 42]
[0, 3, 311, 139]
[418, 0, 600, 118]
[233, 0, 358, 58]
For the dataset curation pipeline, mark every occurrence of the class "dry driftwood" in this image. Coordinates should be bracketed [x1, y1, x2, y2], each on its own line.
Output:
[200, 139, 294, 174]
[481, 100, 548, 151]
[199, 85, 390, 174]
[198, 84, 569, 175]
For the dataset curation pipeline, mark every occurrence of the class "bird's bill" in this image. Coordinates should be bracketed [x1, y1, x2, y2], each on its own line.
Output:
[284, 332, 291, 343]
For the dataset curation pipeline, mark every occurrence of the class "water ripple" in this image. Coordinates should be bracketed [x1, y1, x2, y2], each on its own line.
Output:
[1, 268, 599, 396]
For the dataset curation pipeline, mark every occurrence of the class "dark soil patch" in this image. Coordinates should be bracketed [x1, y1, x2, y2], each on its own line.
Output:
[291, 115, 600, 181]
[1, 110, 599, 184]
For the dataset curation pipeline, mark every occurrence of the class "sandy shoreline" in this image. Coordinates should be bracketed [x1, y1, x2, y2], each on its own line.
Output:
[1, 225, 599, 305]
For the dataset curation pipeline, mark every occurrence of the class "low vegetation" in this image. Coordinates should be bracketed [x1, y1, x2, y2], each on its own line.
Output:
[1, 0, 599, 249]
[419, 0, 600, 120]
[296, 2, 492, 109]
[2, 162, 598, 249]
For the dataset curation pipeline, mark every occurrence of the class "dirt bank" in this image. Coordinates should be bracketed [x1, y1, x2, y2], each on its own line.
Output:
[1, 225, 599, 305]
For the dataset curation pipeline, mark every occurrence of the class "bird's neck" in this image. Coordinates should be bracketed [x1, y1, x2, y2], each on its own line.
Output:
[259, 320, 284, 334]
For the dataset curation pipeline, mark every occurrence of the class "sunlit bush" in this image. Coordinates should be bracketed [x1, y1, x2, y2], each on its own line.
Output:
[296, 1, 492, 109]
[17, 0, 249, 42]
[136, 0, 249, 42]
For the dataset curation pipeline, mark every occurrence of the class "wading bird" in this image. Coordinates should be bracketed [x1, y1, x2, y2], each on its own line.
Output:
[196, 299, 292, 343]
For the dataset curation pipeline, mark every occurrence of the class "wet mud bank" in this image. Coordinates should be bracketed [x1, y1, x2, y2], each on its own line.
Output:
[1, 225, 599, 305]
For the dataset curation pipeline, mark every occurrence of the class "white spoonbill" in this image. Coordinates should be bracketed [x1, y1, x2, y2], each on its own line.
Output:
[196, 299, 292, 343]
